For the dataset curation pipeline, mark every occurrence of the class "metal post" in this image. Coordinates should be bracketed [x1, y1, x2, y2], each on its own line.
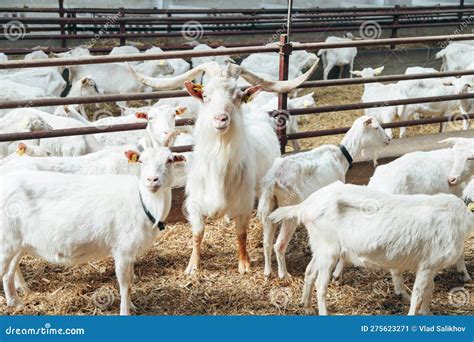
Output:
[275, 0, 294, 154]
[166, 12, 171, 33]
[390, 5, 400, 50]
[58, 0, 66, 48]
[459, 0, 465, 22]
[118, 7, 126, 46]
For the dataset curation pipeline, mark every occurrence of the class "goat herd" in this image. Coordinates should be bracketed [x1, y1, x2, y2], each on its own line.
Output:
[0, 36, 473, 316]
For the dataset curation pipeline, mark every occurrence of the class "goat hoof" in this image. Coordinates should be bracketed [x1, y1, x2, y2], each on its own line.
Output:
[278, 272, 292, 280]
[396, 293, 411, 304]
[7, 298, 24, 309]
[460, 273, 472, 283]
[238, 259, 251, 275]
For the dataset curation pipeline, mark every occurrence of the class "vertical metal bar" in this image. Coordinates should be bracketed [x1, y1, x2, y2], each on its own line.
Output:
[277, 0, 293, 154]
[285, 0, 294, 39]
[390, 5, 400, 50]
[58, 0, 66, 48]
[166, 12, 171, 33]
[459, 0, 465, 22]
[118, 8, 126, 46]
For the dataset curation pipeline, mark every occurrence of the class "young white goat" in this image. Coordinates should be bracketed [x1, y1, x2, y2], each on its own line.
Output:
[331, 139, 474, 294]
[397, 76, 472, 136]
[318, 33, 357, 80]
[2, 108, 101, 157]
[0, 133, 186, 315]
[269, 181, 474, 315]
[258, 116, 391, 279]
[0, 142, 51, 166]
[130, 59, 319, 274]
[0, 113, 53, 158]
[351, 66, 406, 139]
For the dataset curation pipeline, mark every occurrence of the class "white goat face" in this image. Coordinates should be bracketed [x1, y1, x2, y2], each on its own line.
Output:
[448, 145, 474, 186]
[184, 76, 261, 133]
[147, 105, 186, 145]
[351, 66, 384, 78]
[126, 147, 185, 193]
[359, 116, 392, 147]
[81, 76, 101, 95]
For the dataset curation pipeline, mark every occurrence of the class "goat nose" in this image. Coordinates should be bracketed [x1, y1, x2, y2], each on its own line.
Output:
[147, 177, 159, 182]
[214, 114, 228, 122]
[448, 177, 457, 185]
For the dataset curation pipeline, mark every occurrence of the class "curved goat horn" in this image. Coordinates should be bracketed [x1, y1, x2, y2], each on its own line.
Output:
[228, 58, 319, 93]
[128, 61, 220, 90]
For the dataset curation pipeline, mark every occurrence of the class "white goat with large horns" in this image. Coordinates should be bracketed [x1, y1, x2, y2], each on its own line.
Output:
[129, 59, 319, 275]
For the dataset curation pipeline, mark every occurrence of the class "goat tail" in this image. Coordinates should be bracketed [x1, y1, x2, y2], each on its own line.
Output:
[316, 49, 325, 57]
[268, 203, 303, 225]
[257, 176, 277, 223]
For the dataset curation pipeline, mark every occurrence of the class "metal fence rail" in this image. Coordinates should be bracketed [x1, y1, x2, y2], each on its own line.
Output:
[0, 2, 472, 46]
[1, 32, 474, 152]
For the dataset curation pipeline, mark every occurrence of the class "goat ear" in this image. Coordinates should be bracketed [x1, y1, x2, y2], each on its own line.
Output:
[145, 130, 158, 148]
[364, 117, 373, 126]
[241, 85, 262, 104]
[374, 66, 384, 75]
[184, 81, 204, 101]
[124, 150, 140, 163]
[175, 106, 187, 116]
[171, 154, 186, 163]
[350, 70, 362, 77]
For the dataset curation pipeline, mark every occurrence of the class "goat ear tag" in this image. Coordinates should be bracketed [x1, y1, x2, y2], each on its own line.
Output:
[242, 94, 253, 103]
[468, 203, 474, 212]
[16, 144, 26, 156]
[193, 84, 204, 94]
[303, 100, 311, 107]
[124, 150, 139, 164]
[135, 112, 148, 119]
[159, 60, 166, 66]
[175, 107, 187, 116]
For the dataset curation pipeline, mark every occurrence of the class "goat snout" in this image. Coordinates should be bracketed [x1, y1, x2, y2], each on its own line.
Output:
[147, 176, 159, 183]
[214, 114, 230, 130]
